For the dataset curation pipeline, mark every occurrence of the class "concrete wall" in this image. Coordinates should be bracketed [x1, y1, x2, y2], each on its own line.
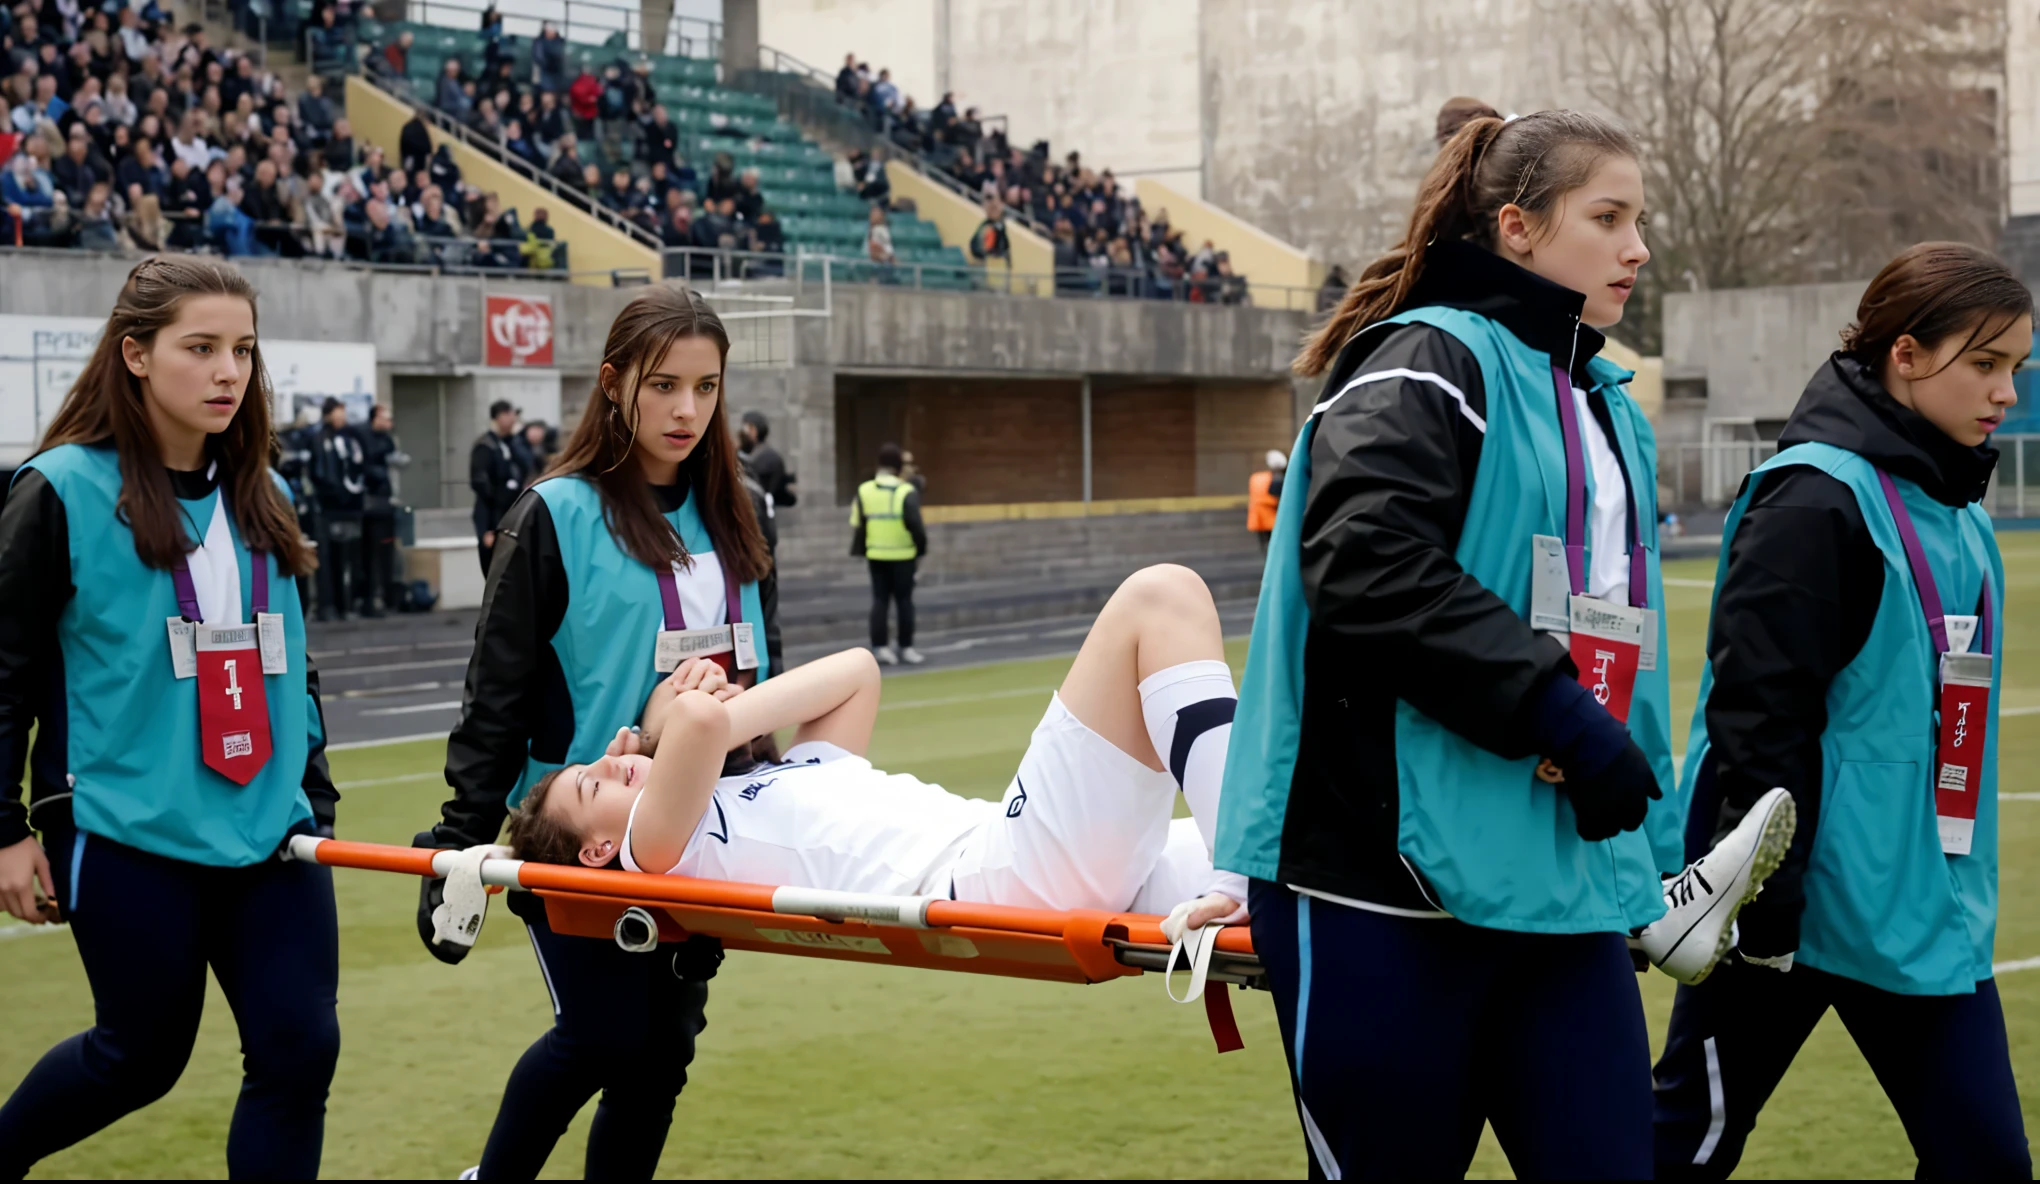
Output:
[2011, 0, 2040, 217]
[757, 0, 940, 102]
[1662, 281, 1867, 422]
[1199, 0, 1593, 270]
[944, 0, 1205, 197]
[806, 283, 1301, 377]
[1, 249, 1305, 521]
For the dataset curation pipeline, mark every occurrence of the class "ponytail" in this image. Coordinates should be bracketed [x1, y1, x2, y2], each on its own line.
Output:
[1296, 117, 1504, 377]
[1295, 108, 1639, 378]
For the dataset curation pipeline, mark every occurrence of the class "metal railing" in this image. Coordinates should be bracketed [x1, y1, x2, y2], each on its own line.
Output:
[1662, 434, 2040, 518]
[1663, 440, 1781, 509]
[736, 45, 1042, 238]
[202, 0, 270, 66]
[1985, 434, 2039, 519]
[661, 244, 792, 283]
[0, 241, 640, 285]
[403, 0, 720, 57]
[657, 245, 1321, 308]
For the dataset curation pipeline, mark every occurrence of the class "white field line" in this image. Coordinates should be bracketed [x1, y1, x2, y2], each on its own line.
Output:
[1662, 577, 1717, 589]
[327, 732, 449, 752]
[360, 701, 463, 717]
[1994, 955, 2040, 975]
[336, 771, 444, 790]
[878, 685, 1058, 712]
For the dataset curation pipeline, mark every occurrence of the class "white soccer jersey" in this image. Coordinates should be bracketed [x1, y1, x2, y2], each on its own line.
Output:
[623, 741, 998, 895]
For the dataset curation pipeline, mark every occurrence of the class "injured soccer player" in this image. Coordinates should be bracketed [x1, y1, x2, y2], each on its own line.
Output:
[508, 564, 1250, 936]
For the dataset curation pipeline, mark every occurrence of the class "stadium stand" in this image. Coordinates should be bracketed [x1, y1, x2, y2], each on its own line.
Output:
[0, 0, 571, 271]
[831, 54, 1248, 304]
[313, 8, 975, 286]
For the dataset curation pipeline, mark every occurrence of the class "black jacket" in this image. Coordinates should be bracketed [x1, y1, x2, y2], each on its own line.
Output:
[1704, 353, 2000, 957]
[740, 441, 796, 507]
[470, 429, 527, 534]
[309, 421, 367, 514]
[362, 429, 401, 501]
[0, 460, 338, 850]
[429, 479, 782, 849]
[1283, 240, 1620, 909]
[399, 117, 433, 174]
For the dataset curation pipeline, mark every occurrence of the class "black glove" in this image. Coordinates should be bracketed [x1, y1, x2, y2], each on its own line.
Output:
[413, 829, 470, 966]
[1530, 673, 1662, 842]
[1560, 737, 1660, 842]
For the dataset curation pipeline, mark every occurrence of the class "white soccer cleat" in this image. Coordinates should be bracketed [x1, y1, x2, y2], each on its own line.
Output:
[900, 646, 926, 665]
[1639, 787, 1797, 986]
[875, 645, 899, 666]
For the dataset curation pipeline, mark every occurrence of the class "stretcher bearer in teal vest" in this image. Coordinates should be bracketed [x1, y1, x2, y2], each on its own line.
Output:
[0, 257, 339, 1178]
[1217, 108, 1791, 1179]
[415, 286, 780, 1179]
[1654, 244, 2031, 1178]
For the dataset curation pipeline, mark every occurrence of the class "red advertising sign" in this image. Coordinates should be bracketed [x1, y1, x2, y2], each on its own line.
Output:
[485, 294, 555, 367]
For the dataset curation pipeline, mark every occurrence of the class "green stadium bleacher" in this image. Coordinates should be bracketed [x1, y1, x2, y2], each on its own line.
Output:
[374, 22, 974, 277]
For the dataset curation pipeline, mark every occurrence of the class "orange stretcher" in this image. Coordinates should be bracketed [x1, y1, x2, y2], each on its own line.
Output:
[287, 836, 1264, 1052]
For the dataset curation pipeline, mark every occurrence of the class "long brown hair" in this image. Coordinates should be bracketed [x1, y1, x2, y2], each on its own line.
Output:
[545, 285, 771, 583]
[35, 255, 314, 574]
[1297, 109, 1638, 377]
[1841, 242, 2032, 379]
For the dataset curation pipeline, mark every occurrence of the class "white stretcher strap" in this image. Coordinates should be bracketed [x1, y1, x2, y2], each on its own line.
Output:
[1164, 921, 1227, 1004]
[771, 886, 935, 928]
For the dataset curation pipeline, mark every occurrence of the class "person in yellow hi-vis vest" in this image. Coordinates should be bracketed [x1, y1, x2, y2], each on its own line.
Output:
[851, 442, 929, 666]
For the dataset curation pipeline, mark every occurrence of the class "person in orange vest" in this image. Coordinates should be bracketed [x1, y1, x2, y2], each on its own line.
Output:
[1247, 449, 1286, 552]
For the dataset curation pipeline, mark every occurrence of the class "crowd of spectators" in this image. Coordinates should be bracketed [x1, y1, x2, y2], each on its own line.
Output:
[832, 53, 1247, 302]
[378, 11, 787, 268]
[0, 0, 562, 271]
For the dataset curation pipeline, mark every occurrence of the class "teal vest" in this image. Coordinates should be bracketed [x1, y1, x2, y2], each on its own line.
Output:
[1681, 442, 2003, 995]
[512, 476, 772, 803]
[20, 443, 314, 867]
[1219, 306, 1676, 933]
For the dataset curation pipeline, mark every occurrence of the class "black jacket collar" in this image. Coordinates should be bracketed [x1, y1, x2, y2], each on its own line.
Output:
[1779, 353, 1998, 507]
[1403, 239, 1608, 383]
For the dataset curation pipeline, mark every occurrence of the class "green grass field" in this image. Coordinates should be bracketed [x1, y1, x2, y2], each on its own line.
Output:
[5, 535, 2039, 1179]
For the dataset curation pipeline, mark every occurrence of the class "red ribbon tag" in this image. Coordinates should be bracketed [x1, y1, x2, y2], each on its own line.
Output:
[196, 623, 272, 785]
[1567, 596, 1643, 724]
[1934, 652, 1992, 855]
[1203, 982, 1244, 1054]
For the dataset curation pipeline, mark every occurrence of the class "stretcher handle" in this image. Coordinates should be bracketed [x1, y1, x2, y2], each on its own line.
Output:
[287, 837, 1256, 954]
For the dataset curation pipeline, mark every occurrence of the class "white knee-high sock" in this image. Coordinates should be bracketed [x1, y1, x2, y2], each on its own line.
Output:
[1138, 659, 1237, 858]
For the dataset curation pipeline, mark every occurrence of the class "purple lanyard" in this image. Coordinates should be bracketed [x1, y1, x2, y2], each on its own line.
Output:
[171, 549, 268, 623]
[655, 562, 742, 632]
[1874, 468, 1994, 657]
[1550, 365, 1648, 609]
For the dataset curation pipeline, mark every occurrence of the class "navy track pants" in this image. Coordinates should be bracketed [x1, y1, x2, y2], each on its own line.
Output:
[476, 893, 719, 1179]
[0, 830, 340, 1179]
[1248, 880, 1653, 1180]
[1654, 958, 2029, 1178]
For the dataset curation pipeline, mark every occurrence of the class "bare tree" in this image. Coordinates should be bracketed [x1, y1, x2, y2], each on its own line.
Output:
[1573, 0, 2002, 351]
